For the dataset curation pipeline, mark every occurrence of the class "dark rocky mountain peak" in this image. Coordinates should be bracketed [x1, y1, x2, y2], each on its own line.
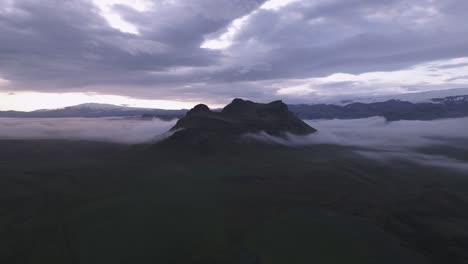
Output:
[187, 104, 211, 115]
[166, 99, 316, 146]
[222, 98, 289, 117]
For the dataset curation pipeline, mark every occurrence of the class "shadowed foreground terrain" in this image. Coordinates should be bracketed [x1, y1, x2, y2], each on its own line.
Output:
[1, 139, 468, 264]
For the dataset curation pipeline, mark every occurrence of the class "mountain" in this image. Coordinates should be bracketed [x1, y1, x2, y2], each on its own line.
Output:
[1, 89, 468, 121]
[2, 98, 468, 264]
[289, 94, 468, 121]
[165, 98, 316, 146]
[0, 103, 186, 120]
[309, 88, 468, 105]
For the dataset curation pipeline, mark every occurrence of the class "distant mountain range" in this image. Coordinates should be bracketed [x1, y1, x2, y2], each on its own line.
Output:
[0, 103, 186, 120]
[289, 94, 468, 121]
[1, 89, 468, 121]
[301, 88, 468, 105]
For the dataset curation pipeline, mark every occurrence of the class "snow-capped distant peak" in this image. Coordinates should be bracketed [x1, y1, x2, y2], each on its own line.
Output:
[431, 95, 468, 104]
[65, 103, 128, 110]
[65, 103, 143, 111]
[334, 88, 468, 105]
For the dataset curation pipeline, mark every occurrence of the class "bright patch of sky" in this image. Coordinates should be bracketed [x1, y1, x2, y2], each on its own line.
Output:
[260, 0, 301, 10]
[276, 57, 468, 98]
[92, 0, 152, 34]
[201, 0, 299, 50]
[201, 15, 249, 50]
[0, 77, 9, 87]
[0, 92, 205, 111]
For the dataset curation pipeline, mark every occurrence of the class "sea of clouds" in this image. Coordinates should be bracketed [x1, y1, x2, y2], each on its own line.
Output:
[0, 117, 177, 144]
[247, 117, 468, 171]
[0, 116, 467, 171]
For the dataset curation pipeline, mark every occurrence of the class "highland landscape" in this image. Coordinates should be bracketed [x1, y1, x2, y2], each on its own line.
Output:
[1, 98, 468, 263]
[2, 0, 468, 263]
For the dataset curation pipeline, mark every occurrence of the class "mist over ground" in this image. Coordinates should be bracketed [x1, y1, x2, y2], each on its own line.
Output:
[305, 117, 468, 150]
[0, 117, 176, 144]
[0, 116, 467, 171]
[249, 117, 468, 172]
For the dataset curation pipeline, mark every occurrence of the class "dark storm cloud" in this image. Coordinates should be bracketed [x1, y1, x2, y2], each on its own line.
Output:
[0, 0, 468, 102]
[446, 75, 468, 82]
[213, 0, 468, 82]
[0, 1, 266, 87]
[0, 0, 226, 89]
[435, 62, 468, 70]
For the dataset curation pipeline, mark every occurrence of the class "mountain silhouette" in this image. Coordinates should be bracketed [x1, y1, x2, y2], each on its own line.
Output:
[165, 98, 316, 146]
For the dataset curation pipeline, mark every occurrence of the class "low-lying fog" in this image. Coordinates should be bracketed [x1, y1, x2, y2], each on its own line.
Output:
[250, 117, 468, 172]
[0, 116, 467, 171]
[305, 117, 468, 149]
[313, 117, 468, 172]
[0, 117, 177, 144]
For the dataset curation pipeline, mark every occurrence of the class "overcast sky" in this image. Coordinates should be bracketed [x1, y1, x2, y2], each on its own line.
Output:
[1, 0, 468, 110]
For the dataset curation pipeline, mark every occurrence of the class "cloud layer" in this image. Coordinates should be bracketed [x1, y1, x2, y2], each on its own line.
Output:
[0, 0, 468, 104]
[0, 115, 467, 171]
[0, 117, 176, 144]
[247, 117, 468, 171]
[304, 117, 468, 150]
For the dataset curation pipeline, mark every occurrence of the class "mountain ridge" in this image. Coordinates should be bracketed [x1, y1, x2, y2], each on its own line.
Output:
[164, 99, 316, 147]
[0, 103, 186, 120]
[290, 95, 468, 121]
[1, 89, 468, 121]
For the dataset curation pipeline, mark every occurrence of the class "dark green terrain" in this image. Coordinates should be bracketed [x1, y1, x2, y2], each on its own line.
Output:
[1, 139, 468, 264]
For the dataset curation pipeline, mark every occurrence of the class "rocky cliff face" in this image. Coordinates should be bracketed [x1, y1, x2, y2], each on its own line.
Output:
[166, 99, 316, 145]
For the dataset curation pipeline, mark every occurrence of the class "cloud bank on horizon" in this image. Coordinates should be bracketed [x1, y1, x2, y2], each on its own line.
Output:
[0, 117, 176, 144]
[0, 115, 466, 171]
[1, 0, 468, 106]
[248, 117, 468, 172]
